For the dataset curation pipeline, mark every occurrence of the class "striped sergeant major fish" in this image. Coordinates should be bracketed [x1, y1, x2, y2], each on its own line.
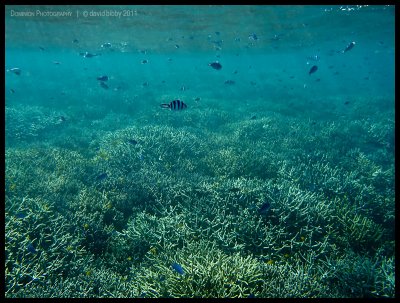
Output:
[160, 99, 187, 110]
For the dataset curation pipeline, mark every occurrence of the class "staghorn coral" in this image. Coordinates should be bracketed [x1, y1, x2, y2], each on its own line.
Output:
[123, 210, 194, 254]
[333, 204, 385, 252]
[319, 250, 395, 297]
[258, 252, 338, 298]
[5, 90, 394, 298]
[131, 240, 265, 298]
[6, 105, 67, 144]
[5, 196, 93, 297]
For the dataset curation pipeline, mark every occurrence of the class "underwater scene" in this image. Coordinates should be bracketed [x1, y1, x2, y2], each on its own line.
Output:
[5, 5, 395, 298]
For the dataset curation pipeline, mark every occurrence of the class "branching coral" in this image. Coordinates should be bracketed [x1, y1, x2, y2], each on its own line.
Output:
[5, 90, 394, 298]
[5, 196, 92, 297]
[131, 240, 265, 298]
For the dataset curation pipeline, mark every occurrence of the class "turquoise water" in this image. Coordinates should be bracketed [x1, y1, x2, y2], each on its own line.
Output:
[5, 5, 395, 298]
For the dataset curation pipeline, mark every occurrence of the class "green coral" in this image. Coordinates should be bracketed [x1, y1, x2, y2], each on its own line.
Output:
[5, 197, 92, 297]
[5, 91, 394, 298]
[131, 240, 265, 298]
[319, 249, 395, 297]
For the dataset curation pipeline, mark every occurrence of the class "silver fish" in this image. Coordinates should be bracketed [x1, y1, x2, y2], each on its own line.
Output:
[7, 67, 21, 75]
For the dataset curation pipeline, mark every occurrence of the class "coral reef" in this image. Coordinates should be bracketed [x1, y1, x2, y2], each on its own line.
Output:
[5, 93, 395, 298]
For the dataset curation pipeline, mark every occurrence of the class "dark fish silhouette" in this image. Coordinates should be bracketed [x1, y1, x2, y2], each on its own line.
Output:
[27, 243, 37, 254]
[258, 201, 271, 215]
[343, 41, 355, 53]
[80, 52, 101, 58]
[309, 65, 318, 75]
[16, 212, 26, 219]
[171, 262, 185, 275]
[209, 62, 222, 70]
[141, 59, 148, 64]
[249, 33, 258, 41]
[161, 100, 187, 111]
[97, 75, 109, 81]
[7, 68, 21, 75]
[96, 173, 108, 181]
[128, 139, 138, 145]
[224, 80, 235, 85]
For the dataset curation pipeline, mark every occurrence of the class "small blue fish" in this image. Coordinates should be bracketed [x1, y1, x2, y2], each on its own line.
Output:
[27, 243, 37, 254]
[16, 212, 26, 219]
[171, 262, 185, 275]
[96, 173, 108, 181]
[258, 201, 271, 215]
[128, 139, 138, 145]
